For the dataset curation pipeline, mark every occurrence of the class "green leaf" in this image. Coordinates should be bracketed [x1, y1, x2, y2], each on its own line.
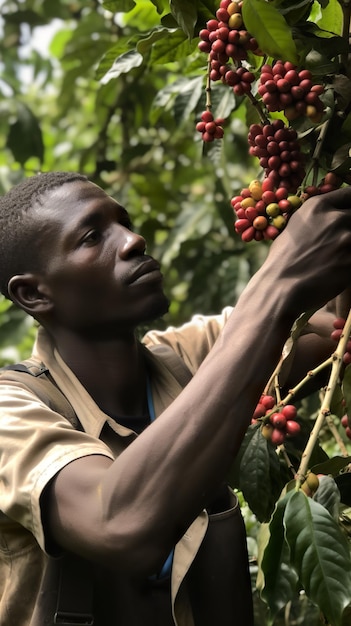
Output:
[161, 203, 214, 266]
[313, 475, 340, 521]
[173, 76, 203, 125]
[227, 424, 259, 488]
[170, 0, 198, 39]
[285, 491, 351, 626]
[137, 27, 176, 55]
[6, 104, 44, 165]
[150, 0, 169, 13]
[150, 29, 197, 64]
[102, 0, 136, 11]
[242, 0, 298, 64]
[98, 50, 143, 83]
[239, 427, 282, 522]
[260, 492, 298, 619]
[279, 0, 314, 25]
[312, 456, 351, 478]
[309, 0, 343, 35]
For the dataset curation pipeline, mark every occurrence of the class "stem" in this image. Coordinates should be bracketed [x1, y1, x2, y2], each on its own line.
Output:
[261, 356, 333, 425]
[278, 444, 296, 478]
[296, 308, 351, 483]
[280, 356, 333, 406]
[309, 119, 331, 187]
[312, 119, 330, 162]
[274, 373, 281, 403]
[205, 57, 212, 111]
[245, 91, 270, 125]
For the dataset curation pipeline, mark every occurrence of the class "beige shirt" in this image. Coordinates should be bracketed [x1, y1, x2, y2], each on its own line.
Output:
[0, 309, 233, 626]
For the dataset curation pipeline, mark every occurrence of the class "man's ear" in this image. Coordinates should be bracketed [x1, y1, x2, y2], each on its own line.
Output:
[7, 274, 53, 316]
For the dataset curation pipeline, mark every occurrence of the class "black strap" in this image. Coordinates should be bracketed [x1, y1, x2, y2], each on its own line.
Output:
[2, 360, 49, 376]
[1, 360, 93, 624]
[54, 554, 94, 625]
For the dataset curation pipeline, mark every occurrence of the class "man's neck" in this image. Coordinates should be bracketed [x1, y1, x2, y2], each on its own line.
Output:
[50, 328, 148, 417]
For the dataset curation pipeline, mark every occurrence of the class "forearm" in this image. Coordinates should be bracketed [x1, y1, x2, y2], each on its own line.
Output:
[98, 272, 296, 567]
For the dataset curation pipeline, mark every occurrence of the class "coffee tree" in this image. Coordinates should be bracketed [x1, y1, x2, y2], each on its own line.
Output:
[2, 0, 351, 622]
[99, 0, 351, 623]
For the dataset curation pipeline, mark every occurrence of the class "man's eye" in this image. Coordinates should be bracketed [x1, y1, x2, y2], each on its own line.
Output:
[81, 230, 101, 245]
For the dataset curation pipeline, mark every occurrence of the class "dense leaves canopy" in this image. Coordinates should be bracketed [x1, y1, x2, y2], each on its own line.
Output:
[1, 2, 351, 623]
[0, 0, 266, 360]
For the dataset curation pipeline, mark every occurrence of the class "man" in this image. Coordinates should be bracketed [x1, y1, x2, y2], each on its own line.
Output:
[0, 171, 350, 626]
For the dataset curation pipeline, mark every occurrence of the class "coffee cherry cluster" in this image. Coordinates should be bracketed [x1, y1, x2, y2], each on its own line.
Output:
[301, 172, 343, 200]
[231, 177, 302, 242]
[248, 119, 305, 192]
[196, 110, 225, 142]
[341, 414, 351, 441]
[330, 317, 351, 366]
[251, 394, 301, 446]
[258, 61, 325, 123]
[210, 62, 255, 93]
[198, 0, 260, 65]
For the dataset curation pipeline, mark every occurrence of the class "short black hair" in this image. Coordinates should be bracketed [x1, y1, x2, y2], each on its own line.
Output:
[0, 171, 88, 298]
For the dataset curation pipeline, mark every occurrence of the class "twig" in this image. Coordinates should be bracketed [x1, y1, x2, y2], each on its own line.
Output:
[295, 308, 351, 483]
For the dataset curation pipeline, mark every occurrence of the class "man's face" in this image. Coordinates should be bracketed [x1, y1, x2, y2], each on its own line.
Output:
[35, 180, 169, 336]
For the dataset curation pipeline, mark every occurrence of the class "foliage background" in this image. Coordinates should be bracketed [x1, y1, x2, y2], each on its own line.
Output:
[0, 0, 269, 366]
[1, 1, 350, 624]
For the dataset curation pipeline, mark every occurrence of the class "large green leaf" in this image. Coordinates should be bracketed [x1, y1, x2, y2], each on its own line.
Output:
[6, 104, 44, 165]
[285, 491, 351, 626]
[102, 0, 136, 11]
[170, 0, 198, 39]
[242, 0, 298, 63]
[239, 427, 282, 522]
[309, 0, 343, 36]
[98, 50, 143, 83]
[150, 29, 197, 64]
[278, 0, 314, 25]
[260, 492, 298, 619]
[173, 76, 203, 125]
[313, 475, 340, 522]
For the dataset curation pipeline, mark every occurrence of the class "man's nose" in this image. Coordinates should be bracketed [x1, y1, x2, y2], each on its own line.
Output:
[118, 226, 146, 259]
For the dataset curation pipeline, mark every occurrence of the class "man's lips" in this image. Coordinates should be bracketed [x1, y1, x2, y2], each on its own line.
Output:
[127, 258, 163, 285]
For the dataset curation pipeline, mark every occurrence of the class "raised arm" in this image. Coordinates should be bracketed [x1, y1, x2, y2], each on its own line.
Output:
[44, 187, 351, 577]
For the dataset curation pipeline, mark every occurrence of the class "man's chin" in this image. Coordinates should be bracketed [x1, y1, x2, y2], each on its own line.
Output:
[142, 295, 170, 323]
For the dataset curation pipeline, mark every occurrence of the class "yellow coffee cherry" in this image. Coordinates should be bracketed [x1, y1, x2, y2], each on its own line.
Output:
[227, 2, 240, 15]
[249, 180, 263, 201]
[306, 472, 320, 492]
[272, 215, 286, 230]
[241, 197, 256, 209]
[266, 202, 280, 217]
[261, 424, 273, 440]
[228, 13, 243, 29]
[287, 195, 302, 210]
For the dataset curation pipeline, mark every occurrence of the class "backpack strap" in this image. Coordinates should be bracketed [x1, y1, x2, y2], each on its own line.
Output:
[0, 359, 91, 624]
[0, 358, 82, 430]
